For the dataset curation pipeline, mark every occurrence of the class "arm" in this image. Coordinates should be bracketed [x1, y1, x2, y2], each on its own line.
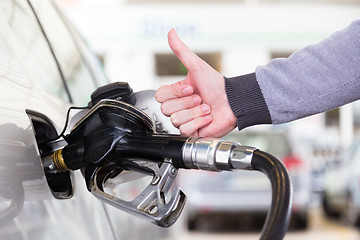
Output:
[227, 19, 360, 129]
[156, 20, 360, 137]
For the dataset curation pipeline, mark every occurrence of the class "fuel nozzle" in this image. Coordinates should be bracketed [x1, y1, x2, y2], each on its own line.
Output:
[43, 98, 188, 227]
[42, 82, 292, 239]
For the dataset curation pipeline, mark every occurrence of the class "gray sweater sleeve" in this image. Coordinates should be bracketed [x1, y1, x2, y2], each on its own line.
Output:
[225, 19, 360, 130]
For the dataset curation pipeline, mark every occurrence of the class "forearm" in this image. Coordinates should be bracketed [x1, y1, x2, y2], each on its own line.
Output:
[226, 19, 360, 130]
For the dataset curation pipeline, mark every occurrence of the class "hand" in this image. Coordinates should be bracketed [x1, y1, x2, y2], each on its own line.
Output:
[155, 29, 237, 137]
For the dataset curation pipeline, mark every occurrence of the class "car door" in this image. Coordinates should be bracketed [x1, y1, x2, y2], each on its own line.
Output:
[0, 1, 116, 239]
[0, 1, 177, 240]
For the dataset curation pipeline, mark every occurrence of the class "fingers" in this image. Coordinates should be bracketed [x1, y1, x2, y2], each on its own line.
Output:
[160, 94, 202, 116]
[179, 115, 213, 136]
[170, 104, 211, 127]
[155, 81, 193, 103]
[167, 29, 199, 70]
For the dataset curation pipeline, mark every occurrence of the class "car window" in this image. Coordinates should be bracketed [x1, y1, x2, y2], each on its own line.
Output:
[29, 0, 101, 105]
[0, 0, 70, 102]
[0, 1, 108, 106]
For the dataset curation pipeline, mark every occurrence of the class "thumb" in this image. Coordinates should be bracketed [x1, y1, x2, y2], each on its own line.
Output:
[168, 29, 199, 70]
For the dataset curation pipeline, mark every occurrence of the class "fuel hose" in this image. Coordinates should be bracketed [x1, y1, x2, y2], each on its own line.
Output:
[251, 150, 293, 240]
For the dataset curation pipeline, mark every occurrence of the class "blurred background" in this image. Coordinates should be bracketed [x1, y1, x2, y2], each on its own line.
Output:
[55, 0, 360, 239]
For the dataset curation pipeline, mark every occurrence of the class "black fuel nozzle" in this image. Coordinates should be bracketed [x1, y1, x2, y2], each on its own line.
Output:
[46, 98, 187, 227]
[43, 82, 292, 238]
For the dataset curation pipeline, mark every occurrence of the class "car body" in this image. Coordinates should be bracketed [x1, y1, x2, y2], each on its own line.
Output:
[0, 1, 174, 239]
[179, 128, 311, 230]
[322, 136, 360, 227]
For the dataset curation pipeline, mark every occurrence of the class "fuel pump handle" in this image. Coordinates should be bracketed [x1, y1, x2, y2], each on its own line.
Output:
[43, 82, 293, 239]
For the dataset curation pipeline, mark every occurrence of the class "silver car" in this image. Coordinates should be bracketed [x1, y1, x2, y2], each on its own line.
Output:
[322, 136, 360, 227]
[180, 129, 311, 230]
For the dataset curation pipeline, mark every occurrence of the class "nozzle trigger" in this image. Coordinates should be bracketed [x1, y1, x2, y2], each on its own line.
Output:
[89, 161, 186, 227]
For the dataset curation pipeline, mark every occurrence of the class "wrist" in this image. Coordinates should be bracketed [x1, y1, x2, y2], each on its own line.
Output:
[224, 74, 272, 130]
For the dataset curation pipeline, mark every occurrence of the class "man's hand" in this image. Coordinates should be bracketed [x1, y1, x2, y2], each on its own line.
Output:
[155, 29, 237, 137]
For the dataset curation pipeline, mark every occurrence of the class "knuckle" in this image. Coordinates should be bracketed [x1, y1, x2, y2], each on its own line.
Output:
[154, 91, 162, 102]
[178, 126, 188, 136]
[190, 106, 202, 118]
[170, 114, 180, 127]
[193, 106, 202, 116]
[155, 86, 168, 102]
[179, 125, 193, 137]
[160, 104, 170, 116]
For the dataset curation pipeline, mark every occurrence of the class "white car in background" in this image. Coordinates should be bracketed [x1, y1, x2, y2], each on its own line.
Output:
[0, 1, 173, 239]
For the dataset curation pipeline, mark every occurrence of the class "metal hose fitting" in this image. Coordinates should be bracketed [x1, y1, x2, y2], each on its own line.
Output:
[182, 137, 256, 171]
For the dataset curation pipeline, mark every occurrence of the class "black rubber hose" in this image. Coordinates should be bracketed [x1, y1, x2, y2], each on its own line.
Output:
[251, 150, 293, 240]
